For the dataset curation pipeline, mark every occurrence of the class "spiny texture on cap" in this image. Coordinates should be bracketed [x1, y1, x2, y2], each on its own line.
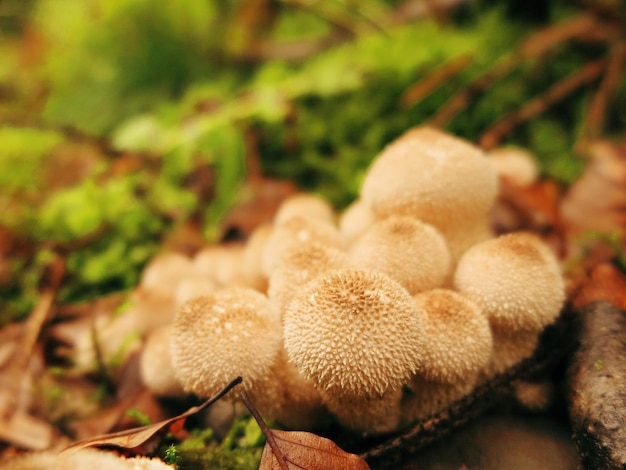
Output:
[171, 288, 282, 397]
[268, 241, 348, 317]
[413, 289, 492, 383]
[0, 449, 173, 470]
[140, 252, 192, 294]
[348, 216, 450, 295]
[454, 232, 565, 332]
[322, 387, 403, 433]
[360, 126, 498, 231]
[487, 326, 541, 375]
[139, 325, 185, 397]
[274, 193, 336, 225]
[283, 268, 423, 398]
[262, 216, 344, 276]
[339, 199, 375, 246]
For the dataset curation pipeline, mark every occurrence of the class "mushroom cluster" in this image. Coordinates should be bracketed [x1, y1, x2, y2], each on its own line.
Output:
[73, 126, 565, 434]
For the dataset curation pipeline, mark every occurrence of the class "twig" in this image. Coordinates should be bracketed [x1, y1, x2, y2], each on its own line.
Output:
[240, 389, 290, 470]
[479, 59, 607, 150]
[400, 54, 473, 109]
[576, 40, 626, 153]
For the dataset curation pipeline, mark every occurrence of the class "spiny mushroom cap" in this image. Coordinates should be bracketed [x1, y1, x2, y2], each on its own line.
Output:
[0, 449, 173, 470]
[192, 244, 245, 287]
[454, 232, 565, 332]
[487, 146, 539, 187]
[283, 268, 423, 398]
[262, 216, 344, 276]
[274, 193, 336, 225]
[268, 241, 348, 317]
[348, 216, 450, 295]
[412, 289, 492, 383]
[359, 126, 498, 230]
[338, 199, 375, 246]
[171, 288, 282, 397]
[486, 326, 542, 375]
[139, 325, 185, 397]
[140, 252, 192, 294]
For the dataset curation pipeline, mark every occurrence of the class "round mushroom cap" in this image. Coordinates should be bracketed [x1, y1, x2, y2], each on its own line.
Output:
[283, 268, 423, 398]
[268, 241, 348, 317]
[348, 216, 450, 295]
[192, 244, 245, 287]
[262, 216, 344, 276]
[174, 274, 217, 307]
[454, 232, 565, 332]
[359, 126, 498, 230]
[413, 289, 492, 383]
[240, 223, 273, 292]
[171, 288, 282, 397]
[487, 146, 539, 187]
[338, 199, 376, 246]
[274, 193, 336, 225]
[139, 325, 185, 397]
[140, 252, 192, 295]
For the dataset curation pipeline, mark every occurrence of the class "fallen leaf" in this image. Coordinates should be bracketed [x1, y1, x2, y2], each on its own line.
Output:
[61, 377, 241, 454]
[259, 429, 371, 470]
[571, 263, 626, 310]
[0, 410, 54, 450]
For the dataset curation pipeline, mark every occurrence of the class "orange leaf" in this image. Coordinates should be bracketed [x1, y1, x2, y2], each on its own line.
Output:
[259, 429, 371, 470]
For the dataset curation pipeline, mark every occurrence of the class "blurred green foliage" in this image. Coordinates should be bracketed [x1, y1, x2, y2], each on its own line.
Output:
[0, 0, 624, 326]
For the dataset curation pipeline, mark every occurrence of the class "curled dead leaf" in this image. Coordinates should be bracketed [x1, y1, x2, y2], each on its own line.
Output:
[259, 430, 370, 470]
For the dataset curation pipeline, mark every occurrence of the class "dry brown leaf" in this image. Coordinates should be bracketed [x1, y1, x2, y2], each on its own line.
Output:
[61, 377, 241, 454]
[571, 263, 626, 310]
[0, 410, 54, 450]
[259, 429, 371, 470]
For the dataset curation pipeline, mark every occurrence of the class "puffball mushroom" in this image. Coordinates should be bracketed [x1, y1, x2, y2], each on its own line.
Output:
[359, 126, 497, 261]
[412, 289, 492, 383]
[0, 449, 173, 470]
[139, 252, 192, 294]
[192, 244, 246, 288]
[261, 216, 344, 276]
[268, 241, 348, 318]
[283, 268, 423, 399]
[139, 325, 185, 397]
[338, 198, 375, 246]
[239, 223, 273, 292]
[171, 288, 282, 399]
[454, 232, 564, 332]
[348, 216, 450, 295]
[487, 146, 539, 187]
[454, 232, 565, 374]
[274, 193, 336, 225]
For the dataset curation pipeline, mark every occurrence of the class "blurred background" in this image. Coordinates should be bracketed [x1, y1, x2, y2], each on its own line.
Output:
[1, 0, 624, 325]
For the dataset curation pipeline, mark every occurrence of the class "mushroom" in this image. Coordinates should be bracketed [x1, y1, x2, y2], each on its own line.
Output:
[487, 146, 539, 187]
[274, 193, 336, 225]
[139, 252, 193, 294]
[338, 198, 376, 247]
[192, 244, 246, 288]
[348, 216, 450, 295]
[0, 449, 173, 470]
[239, 223, 273, 292]
[453, 232, 565, 373]
[261, 216, 344, 276]
[412, 289, 492, 384]
[139, 325, 185, 398]
[359, 126, 497, 261]
[174, 273, 217, 307]
[170, 288, 282, 400]
[267, 241, 348, 318]
[283, 268, 423, 400]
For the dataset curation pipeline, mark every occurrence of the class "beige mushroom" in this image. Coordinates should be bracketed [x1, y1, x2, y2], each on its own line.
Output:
[262, 216, 344, 276]
[139, 325, 185, 398]
[359, 126, 497, 261]
[283, 268, 423, 399]
[338, 199, 375, 246]
[487, 146, 539, 187]
[267, 241, 348, 318]
[348, 216, 450, 295]
[274, 193, 336, 225]
[239, 223, 273, 292]
[192, 244, 246, 288]
[412, 289, 492, 383]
